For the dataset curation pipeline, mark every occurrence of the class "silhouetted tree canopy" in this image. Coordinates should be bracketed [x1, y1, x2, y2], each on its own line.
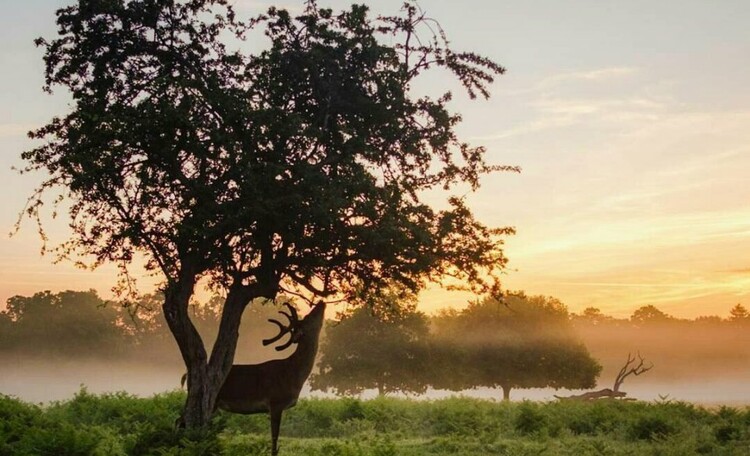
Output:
[311, 307, 431, 396]
[575, 307, 614, 326]
[431, 294, 601, 400]
[630, 305, 674, 326]
[728, 303, 749, 323]
[434, 292, 572, 342]
[0, 290, 130, 356]
[21, 0, 514, 426]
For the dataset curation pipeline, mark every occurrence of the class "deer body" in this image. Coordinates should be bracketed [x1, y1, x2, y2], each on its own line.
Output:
[215, 301, 325, 456]
[216, 333, 320, 414]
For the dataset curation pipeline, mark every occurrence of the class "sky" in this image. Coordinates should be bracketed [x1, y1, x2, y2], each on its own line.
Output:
[1, 0, 749, 318]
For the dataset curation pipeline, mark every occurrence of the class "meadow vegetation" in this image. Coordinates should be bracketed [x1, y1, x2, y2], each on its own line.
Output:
[1, 389, 748, 455]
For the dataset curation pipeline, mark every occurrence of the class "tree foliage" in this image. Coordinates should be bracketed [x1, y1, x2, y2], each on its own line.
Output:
[312, 292, 601, 400]
[576, 307, 614, 326]
[630, 305, 674, 326]
[431, 293, 601, 400]
[22, 0, 515, 426]
[433, 292, 572, 342]
[728, 303, 749, 323]
[311, 299, 431, 396]
[0, 290, 130, 356]
[23, 0, 513, 299]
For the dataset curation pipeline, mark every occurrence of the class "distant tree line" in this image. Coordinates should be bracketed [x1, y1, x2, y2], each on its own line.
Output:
[0, 290, 306, 364]
[0, 290, 223, 363]
[311, 296, 750, 400]
[2, 289, 748, 399]
[311, 292, 602, 401]
[572, 303, 750, 327]
[570, 302, 750, 385]
[0, 290, 132, 357]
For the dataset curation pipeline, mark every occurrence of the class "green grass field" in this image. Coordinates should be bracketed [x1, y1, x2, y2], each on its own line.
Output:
[1, 389, 748, 455]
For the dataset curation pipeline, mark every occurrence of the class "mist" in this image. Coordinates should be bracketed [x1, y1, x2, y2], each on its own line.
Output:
[3, 357, 748, 406]
[1, 291, 748, 406]
[0, 290, 307, 403]
[3, 325, 748, 407]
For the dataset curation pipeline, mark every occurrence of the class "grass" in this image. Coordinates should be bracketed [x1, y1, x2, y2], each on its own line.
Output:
[1, 389, 749, 455]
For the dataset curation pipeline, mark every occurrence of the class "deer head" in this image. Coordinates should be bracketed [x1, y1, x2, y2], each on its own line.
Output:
[262, 301, 326, 351]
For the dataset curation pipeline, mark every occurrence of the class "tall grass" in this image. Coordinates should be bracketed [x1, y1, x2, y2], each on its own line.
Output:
[1, 389, 748, 455]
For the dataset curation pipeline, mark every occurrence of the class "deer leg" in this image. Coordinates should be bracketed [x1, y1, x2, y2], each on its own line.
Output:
[270, 407, 283, 456]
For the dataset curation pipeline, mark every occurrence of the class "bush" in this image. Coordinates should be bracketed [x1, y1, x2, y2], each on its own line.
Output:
[514, 402, 548, 436]
[562, 402, 621, 436]
[628, 415, 676, 441]
[0, 395, 42, 454]
[340, 398, 366, 422]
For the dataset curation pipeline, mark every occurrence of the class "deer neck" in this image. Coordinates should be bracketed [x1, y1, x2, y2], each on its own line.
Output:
[289, 335, 320, 377]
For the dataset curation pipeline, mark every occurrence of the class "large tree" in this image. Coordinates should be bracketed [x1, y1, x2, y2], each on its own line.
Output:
[22, 0, 514, 426]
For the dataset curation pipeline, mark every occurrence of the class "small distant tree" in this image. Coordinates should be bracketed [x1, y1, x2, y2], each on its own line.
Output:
[630, 305, 673, 326]
[465, 341, 601, 401]
[432, 294, 601, 400]
[728, 304, 749, 324]
[311, 299, 431, 396]
[577, 307, 614, 326]
[0, 308, 12, 350]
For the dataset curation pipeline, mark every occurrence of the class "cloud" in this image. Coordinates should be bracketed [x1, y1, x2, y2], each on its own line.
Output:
[473, 67, 668, 141]
[473, 96, 665, 141]
[527, 209, 750, 256]
[470, 117, 575, 141]
[538, 67, 639, 89]
[498, 67, 639, 97]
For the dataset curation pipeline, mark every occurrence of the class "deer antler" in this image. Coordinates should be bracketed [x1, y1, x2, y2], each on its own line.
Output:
[278, 303, 299, 325]
[263, 303, 301, 351]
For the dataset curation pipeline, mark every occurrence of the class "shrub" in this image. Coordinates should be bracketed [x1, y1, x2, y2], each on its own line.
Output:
[628, 415, 676, 441]
[340, 398, 366, 422]
[0, 395, 42, 453]
[14, 421, 100, 456]
[514, 402, 548, 436]
[563, 402, 620, 436]
[714, 423, 742, 444]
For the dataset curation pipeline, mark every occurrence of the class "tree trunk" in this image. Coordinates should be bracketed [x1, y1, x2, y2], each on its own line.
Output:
[163, 273, 211, 427]
[501, 385, 511, 401]
[181, 364, 217, 427]
[165, 278, 257, 428]
[554, 388, 627, 401]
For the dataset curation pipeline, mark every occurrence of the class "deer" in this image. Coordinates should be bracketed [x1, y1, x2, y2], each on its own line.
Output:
[215, 300, 326, 456]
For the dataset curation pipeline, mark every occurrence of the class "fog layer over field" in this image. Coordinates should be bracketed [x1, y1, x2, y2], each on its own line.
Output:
[3, 321, 749, 405]
[2, 359, 749, 406]
[1, 291, 748, 405]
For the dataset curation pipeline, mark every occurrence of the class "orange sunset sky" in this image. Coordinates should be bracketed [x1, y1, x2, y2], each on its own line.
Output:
[1, 0, 749, 318]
